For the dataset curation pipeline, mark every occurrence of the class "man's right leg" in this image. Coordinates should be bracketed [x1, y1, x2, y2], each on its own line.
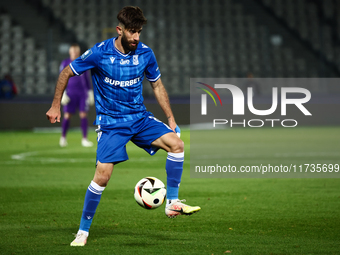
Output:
[71, 162, 113, 246]
[60, 113, 71, 147]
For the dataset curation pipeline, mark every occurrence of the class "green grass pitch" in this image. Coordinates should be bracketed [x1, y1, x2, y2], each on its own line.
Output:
[0, 127, 339, 254]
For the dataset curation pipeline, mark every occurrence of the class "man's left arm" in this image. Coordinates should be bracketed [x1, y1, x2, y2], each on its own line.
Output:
[150, 78, 177, 132]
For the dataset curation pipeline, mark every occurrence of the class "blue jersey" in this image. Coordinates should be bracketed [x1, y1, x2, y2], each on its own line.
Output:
[69, 37, 161, 125]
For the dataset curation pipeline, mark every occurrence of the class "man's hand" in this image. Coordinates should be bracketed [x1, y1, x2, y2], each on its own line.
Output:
[46, 106, 61, 123]
[167, 118, 181, 137]
[168, 117, 177, 132]
[175, 125, 181, 138]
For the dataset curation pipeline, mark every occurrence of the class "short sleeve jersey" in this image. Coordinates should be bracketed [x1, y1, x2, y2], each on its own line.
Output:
[69, 37, 161, 125]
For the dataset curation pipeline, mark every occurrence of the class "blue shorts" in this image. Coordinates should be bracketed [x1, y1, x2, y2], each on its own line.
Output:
[96, 115, 173, 164]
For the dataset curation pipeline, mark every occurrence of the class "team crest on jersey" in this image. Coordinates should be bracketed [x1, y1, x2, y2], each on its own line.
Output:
[81, 49, 92, 60]
[133, 55, 139, 65]
[110, 57, 115, 63]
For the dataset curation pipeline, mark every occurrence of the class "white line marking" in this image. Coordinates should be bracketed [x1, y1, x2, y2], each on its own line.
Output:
[192, 151, 340, 160]
[8, 150, 164, 164]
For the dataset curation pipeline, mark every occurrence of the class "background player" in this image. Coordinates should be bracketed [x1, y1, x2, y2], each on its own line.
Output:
[46, 6, 200, 246]
[0, 74, 18, 99]
[59, 43, 94, 147]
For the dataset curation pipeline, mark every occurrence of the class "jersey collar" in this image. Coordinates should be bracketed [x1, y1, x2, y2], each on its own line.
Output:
[112, 37, 133, 57]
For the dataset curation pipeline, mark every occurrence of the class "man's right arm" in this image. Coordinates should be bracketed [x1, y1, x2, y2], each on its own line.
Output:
[46, 65, 75, 123]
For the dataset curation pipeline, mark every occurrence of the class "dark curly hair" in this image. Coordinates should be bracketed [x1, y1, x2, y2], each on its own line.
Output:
[117, 6, 147, 30]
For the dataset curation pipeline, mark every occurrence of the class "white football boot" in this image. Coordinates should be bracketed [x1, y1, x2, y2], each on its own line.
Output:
[70, 230, 88, 246]
[165, 199, 201, 218]
[81, 138, 93, 147]
[59, 137, 68, 147]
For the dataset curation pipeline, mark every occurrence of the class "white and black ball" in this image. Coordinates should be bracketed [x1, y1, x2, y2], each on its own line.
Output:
[134, 177, 166, 209]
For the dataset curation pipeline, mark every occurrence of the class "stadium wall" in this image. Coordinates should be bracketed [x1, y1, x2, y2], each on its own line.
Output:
[0, 98, 339, 130]
[0, 101, 190, 130]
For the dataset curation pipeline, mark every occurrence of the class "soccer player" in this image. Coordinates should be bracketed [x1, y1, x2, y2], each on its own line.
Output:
[59, 43, 94, 147]
[46, 6, 201, 246]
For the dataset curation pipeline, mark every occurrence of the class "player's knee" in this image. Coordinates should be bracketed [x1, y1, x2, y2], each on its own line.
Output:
[94, 172, 111, 187]
[170, 138, 184, 153]
[94, 163, 113, 187]
[64, 113, 71, 119]
[79, 112, 87, 119]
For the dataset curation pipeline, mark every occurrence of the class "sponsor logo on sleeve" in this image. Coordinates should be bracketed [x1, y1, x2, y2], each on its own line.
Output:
[81, 49, 92, 60]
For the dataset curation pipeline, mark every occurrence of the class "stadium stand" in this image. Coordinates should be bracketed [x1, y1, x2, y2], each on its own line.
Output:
[0, 0, 81, 95]
[0, 0, 339, 97]
[0, 12, 49, 94]
[258, 0, 340, 76]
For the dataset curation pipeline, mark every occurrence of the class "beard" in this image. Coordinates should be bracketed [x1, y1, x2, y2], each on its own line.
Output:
[121, 32, 139, 52]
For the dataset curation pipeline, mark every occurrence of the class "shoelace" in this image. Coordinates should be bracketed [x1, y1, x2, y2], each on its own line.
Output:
[72, 233, 85, 239]
[170, 199, 186, 205]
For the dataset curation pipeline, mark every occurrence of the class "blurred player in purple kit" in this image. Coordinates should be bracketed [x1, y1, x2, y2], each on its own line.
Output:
[59, 43, 94, 147]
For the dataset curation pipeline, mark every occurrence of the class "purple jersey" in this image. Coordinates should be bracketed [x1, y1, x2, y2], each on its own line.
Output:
[60, 58, 91, 96]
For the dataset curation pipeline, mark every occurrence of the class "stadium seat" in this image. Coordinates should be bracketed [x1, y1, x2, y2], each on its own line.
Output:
[1, 0, 338, 96]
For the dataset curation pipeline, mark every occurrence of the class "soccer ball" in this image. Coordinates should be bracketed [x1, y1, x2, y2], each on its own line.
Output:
[134, 177, 166, 209]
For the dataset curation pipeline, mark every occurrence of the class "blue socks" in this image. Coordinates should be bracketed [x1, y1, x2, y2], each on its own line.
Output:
[78, 152, 184, 232]
[166, 152, 184, 200]
[79, 181, 105, 232]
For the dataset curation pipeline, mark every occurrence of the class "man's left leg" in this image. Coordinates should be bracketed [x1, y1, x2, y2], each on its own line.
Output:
[151, 132, 201, 218]
[79, 111, 93, 147]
